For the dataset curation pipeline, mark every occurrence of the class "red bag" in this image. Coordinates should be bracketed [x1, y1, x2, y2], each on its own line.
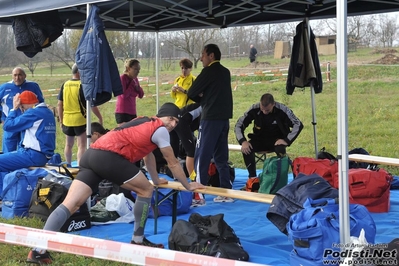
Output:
[207, 161, 235, 187]
[334, 168, 393, 213]
[348, 168, 391, 198]
[292, 157, 338, 187]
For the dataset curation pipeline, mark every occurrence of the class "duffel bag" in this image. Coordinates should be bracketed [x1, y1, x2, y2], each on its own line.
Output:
[2, 168, 47, 218]
[346, 168, 392, 198]
[292, 157, 338, 187]
[287, 198, 376, 262]
[344, 168, 393, 213]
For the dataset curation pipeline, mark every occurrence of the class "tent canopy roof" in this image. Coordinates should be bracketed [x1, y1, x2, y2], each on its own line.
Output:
[0, 0, 399, 32]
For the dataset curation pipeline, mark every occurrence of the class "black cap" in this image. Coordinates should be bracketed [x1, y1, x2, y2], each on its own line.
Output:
[156, 103, 181, 118]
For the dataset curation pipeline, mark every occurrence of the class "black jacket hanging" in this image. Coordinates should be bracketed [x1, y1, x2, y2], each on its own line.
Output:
[286, 19, 323, 95]
[12, 10, 64, 58]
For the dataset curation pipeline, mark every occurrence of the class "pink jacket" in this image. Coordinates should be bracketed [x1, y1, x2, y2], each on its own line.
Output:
[115, 74, 144, 115]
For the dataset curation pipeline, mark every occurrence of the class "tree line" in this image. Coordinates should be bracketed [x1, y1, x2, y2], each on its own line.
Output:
[0, 13, 397, 75]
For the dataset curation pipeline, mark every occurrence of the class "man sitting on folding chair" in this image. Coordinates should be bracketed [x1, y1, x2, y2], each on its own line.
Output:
[234, 93, 303, 178]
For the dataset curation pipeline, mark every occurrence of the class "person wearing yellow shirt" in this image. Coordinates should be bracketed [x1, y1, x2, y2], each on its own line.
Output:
[171, 58, 196, 108]
[58, 64, 103, 166]
[168, 58, 198, 176]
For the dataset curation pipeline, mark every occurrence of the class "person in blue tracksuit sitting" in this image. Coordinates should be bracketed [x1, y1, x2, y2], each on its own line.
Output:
[0, 91, 56, 172]
[0, 67, 44, 153]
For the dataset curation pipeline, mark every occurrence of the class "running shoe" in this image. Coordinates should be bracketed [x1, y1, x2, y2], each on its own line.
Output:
[26, 250, 53, 264]
[131, 237, 164, 248]
[213, 196, 235, 203]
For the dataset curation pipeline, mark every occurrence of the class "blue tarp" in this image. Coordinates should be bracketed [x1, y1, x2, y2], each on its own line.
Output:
[72, 168, 399, 265]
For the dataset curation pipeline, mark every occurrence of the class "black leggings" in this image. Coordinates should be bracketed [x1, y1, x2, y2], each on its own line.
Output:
[77, 148, 141, 192]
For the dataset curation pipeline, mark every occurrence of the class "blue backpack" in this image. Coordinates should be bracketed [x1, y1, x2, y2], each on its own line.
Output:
[1, 168, 48, 218]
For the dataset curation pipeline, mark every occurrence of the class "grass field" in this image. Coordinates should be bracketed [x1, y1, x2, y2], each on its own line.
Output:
[0, 47, 399, 265]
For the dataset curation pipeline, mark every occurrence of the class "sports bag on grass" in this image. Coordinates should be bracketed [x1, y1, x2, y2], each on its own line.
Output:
[28, 178, 91, 232]
[258, 155, 290, 194]
[287, 198, 376, 262]
[28, 179, 68, 220]
[168, 213, 249, 261]
[1, 168, 47, 219]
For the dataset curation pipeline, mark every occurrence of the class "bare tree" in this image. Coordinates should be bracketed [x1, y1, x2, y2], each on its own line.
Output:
[136, 32, 155, 71]
[349, 15, 376, 47]
[374, 14, 398, 47]
[42, 45, 59, 75]
[105, 31, 133, 58]
[21, 60, 39, 77]
[0, 25, 20, 67]
[40, 29, 77, 70]
[165, 29, 216, 68]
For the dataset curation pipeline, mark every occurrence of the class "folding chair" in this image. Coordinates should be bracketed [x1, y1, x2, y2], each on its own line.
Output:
[255, 151, 274, 165]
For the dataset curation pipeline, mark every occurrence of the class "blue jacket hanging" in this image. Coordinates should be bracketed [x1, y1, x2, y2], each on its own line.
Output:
[75, 4, 123, 106]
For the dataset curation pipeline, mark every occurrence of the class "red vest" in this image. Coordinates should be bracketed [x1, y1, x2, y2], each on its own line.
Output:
[91, 117, 164, 162]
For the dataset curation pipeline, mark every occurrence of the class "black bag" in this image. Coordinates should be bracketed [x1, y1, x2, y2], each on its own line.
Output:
[168, 213, 249, 261]
[97, 179, 120, 200]
[28, 179, 68, 220]
[207, 160, 235, 187]
[348, 147, 376, 169]
[60, 202, 91, 232]
[28, 179, 91, 232]
[317, 147, 337, 160]
[373, 238, 399, 266]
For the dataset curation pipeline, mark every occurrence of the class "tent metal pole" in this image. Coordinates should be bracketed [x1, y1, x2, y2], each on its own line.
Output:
[337, 0, 350, 246]
[310, 87, 318, 158]
[85, 3, 92, 151]
[155, 32, 160, 111]
[306, 17, 319, 158]
[85, 3, 92, 210]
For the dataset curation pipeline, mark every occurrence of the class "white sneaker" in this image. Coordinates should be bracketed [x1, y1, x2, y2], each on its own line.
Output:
[191, 199, 206, 207]
[213, 196, 235, 203]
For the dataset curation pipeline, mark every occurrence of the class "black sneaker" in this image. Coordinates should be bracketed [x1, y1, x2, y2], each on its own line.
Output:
[131, 237, 164, 248]
[26, 250, 53, 264]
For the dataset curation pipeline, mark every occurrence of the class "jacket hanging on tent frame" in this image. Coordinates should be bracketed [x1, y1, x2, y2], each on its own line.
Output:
[286, 19, 323, 95]
[75, 4, 123, 106]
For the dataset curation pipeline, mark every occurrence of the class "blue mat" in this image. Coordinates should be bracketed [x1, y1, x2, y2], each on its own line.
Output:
[71, 169, 399, 265]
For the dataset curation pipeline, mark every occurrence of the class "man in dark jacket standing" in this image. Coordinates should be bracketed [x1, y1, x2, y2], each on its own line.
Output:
[187, 44, 233, 205]
[235, 93, 303, 178]
[249, 44, 257, 65]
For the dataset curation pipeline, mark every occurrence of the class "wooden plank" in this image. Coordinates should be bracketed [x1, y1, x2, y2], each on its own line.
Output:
[228, 144, 241, 151]
[348, 154, 399, 167]
[150, 181, 274, 204]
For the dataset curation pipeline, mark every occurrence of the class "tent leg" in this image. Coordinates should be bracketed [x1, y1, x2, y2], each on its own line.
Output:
[86, 99, 92, 210]
[310, 85, 318, 158]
